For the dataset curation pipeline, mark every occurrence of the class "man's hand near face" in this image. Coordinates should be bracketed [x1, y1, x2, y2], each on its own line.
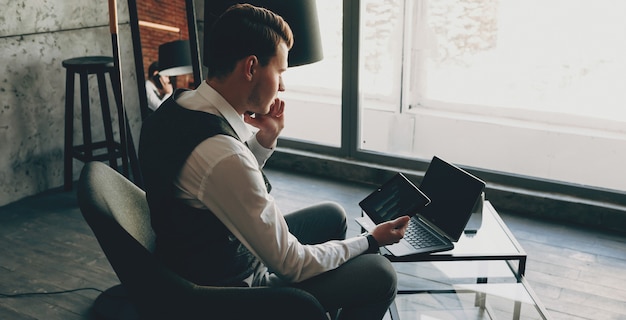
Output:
[244, 97, 285, 149]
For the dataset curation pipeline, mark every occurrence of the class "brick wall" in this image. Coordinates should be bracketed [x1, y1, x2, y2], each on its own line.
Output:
[137, 0, 192, 87]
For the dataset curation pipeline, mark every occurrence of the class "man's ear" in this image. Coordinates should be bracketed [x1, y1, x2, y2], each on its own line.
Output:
[244, 55, 258, 80]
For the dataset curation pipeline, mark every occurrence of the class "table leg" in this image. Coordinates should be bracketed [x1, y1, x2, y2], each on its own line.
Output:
[388, 300, 400, 320]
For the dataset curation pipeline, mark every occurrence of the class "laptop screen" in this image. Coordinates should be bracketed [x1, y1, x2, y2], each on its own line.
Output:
[418, 156, 485, 241]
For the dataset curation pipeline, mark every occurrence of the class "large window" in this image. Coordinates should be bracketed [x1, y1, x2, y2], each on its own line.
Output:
[357, 0, 626, 191]
[282, 0, 626, 192]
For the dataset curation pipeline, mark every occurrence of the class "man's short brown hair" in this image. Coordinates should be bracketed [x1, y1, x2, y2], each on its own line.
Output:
[205, 3, 294, 79]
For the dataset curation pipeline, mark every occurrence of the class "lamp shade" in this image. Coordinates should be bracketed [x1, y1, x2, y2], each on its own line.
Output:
[204, 0, 324, 68]
[158, 40, 193, 76]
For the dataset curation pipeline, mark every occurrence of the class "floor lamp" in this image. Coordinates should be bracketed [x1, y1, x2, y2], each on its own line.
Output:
[107, 0, 142, 188]
[89, 2, 144, 318]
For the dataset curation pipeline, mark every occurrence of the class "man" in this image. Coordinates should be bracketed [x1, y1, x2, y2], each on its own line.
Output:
[139, 4, 409, 319]
[145, 61, 173, 111]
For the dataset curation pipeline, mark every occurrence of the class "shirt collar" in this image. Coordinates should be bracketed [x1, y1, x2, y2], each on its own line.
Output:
[180, 80, 253, 141]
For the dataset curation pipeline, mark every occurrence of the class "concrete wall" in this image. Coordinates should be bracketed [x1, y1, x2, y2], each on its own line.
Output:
[0, 0, 142, 206]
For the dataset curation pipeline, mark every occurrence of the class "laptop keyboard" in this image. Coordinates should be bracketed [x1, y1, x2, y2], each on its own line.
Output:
[404, 218, 446, 249]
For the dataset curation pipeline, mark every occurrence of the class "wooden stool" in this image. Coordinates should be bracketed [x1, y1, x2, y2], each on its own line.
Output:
[62, 56, 136, 190]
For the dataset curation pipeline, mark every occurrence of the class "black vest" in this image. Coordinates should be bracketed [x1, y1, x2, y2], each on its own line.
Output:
[139, 91, 268, 286]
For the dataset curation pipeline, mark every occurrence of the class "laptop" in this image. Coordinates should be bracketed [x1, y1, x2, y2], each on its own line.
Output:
[356, 156, 486, 256]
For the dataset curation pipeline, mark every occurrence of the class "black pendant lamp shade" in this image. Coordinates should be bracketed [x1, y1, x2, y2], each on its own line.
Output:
[204, 0, 324, 68]
[158, 40, 193, 76]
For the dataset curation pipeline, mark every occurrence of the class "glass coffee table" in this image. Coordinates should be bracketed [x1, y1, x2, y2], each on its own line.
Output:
[382, 201, 551, 319]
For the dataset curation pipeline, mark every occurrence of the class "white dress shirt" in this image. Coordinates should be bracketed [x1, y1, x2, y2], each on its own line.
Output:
[171, 81, 369, 284]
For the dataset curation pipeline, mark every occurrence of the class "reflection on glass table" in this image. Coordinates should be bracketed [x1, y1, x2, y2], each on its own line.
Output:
[392, 279, 549, 320]
[390, 260, 550, 319]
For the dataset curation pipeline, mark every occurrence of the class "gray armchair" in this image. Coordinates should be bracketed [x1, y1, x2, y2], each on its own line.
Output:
[77, 161, 328, 319]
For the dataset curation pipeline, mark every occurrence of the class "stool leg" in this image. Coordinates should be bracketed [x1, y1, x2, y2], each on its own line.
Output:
[79, 72, 93, 160]
[64, 69, 75, 191]
[96, 72, 119, 170]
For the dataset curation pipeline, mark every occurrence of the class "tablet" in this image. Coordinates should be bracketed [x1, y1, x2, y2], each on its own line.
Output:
[358, 173, 430, 224]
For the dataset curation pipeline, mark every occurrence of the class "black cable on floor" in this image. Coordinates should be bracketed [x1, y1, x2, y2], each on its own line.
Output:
[0, 287, 104, 298]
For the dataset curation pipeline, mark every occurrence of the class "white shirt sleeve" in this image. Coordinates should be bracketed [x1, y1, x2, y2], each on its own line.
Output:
[145, 80, 171, 111]
[176, 136, 369, 283]
[246, 133, 274, 168]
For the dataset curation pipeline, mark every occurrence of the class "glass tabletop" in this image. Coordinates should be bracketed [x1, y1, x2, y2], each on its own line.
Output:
[440, 201, 524, 256]
[384, 202, 527, 277]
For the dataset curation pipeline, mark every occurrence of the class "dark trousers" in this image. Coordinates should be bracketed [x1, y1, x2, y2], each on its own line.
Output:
[282, 201, 397, 320]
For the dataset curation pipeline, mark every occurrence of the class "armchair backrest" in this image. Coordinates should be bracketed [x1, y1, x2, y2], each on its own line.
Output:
[78, 161, 155, 251]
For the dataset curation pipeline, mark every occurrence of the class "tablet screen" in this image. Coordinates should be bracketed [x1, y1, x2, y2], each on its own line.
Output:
[358, 173, 430, 224]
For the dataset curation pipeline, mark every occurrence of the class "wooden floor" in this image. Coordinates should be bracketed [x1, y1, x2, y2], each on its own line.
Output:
[0, 168, 624, 320]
